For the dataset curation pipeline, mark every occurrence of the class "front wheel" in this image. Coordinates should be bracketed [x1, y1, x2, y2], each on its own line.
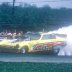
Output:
[21, 47, 29, 54]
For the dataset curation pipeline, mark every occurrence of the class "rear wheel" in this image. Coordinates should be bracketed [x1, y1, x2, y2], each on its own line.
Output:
[53, 48, 60, 55]
[21, 46, 29, 54]
[14, 44, 19, 53]
[53, 45, 62, 55]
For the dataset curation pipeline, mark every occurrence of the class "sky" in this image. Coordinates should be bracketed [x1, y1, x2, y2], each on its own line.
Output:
[0, 0, 72, 8]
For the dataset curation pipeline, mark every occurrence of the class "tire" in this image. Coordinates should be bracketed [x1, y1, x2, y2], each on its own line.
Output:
[14, 44, 19, 53]
[53, 45, 62, 55]
[21, 46, 29, 54]
[53, 48, 60, 55]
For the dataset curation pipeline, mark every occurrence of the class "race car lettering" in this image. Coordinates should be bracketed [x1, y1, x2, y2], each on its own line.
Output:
[45, 42, 54, 46]
[35, 44, 43, 48]
[33, 43, 52, 51]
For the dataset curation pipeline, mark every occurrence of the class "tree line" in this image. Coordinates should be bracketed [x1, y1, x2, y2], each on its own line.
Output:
[0, 3, 72, 32]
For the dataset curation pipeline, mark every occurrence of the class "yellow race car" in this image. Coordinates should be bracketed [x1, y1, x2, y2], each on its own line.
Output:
[0, 32, 67, 54]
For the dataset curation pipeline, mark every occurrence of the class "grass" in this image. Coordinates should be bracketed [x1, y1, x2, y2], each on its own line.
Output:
[0, 62, 72, 72]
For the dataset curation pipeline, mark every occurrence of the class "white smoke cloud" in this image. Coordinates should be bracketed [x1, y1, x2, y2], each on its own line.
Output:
[49, 25, 72, 56]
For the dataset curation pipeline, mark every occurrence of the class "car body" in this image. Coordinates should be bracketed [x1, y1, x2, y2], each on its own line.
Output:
[0, 32, 66, 54]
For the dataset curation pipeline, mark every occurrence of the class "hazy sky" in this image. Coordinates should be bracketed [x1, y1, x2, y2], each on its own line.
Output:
[0, 0, 72, 8]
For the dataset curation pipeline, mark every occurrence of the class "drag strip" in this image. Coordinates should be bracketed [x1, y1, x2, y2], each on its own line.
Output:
[0, 53, 72, 63]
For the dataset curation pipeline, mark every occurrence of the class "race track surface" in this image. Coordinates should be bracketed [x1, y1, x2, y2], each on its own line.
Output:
[0, 53, 72, 63]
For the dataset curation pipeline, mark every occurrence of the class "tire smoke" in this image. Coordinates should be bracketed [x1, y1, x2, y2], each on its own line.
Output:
[49, 25, 72, 56]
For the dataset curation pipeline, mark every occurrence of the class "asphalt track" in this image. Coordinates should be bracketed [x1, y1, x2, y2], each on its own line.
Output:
[0, 53, 72, 63]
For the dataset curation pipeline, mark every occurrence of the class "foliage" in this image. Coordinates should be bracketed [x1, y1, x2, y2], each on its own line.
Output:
[0, 3, 72, 32]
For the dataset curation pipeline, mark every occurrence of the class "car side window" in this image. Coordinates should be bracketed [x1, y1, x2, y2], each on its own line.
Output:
[41, 34, 56, 40]
[30, 34, 41, 40]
